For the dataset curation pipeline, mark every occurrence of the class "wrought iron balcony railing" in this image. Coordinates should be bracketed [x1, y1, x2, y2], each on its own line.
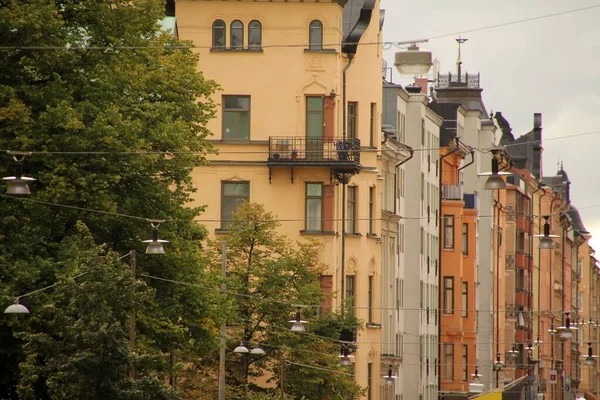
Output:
[267, 136, 361, 169]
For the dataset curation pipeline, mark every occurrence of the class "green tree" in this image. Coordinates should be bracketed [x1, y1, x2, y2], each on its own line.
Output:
[17, 222, 179, 400]
[0, 0, 220, 398]
[187, 203, 364, 400]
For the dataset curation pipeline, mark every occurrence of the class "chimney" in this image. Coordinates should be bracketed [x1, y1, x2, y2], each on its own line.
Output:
[414, 77, 428, 94]
[405, 85, 422, 94]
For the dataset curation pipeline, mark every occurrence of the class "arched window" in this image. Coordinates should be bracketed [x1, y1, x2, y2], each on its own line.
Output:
[212, 19, 226, 49]
[309, 20, 323, 50]
[231, 20, 244, 49]
[248, 20, 262, 50]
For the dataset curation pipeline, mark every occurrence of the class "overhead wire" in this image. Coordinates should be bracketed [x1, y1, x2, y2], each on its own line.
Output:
[3, 193, 597, 225]
[3, 128, 600, 156]
[0, 4, 598, 52]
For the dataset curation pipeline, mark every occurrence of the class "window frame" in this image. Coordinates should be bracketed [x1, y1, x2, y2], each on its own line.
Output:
[443, 276, 454, 315]
[220, 181, 249, 229]
[444, 215, 455, 249]
[308, 20, 323, 50]
[230, 20, 244, 49]
[305, 95, 324, 139]
[368, 275, 373, 323]
[248, 20, 262, 50]
[443, 343, 454, 380]
[347, 102, 358, 140]
[462, 222, 468, 255]
[222, 95, 251, 141]
[368, 186, 375, 234]
[461, 282, 468, 318]
[347, 185, 357, 234]
[462, 344, 468, 381]
[305, 182, 324, 231]
[346, 275, 355, 309]
[212, 19, 226, 49]
[369, 103, 376, 147]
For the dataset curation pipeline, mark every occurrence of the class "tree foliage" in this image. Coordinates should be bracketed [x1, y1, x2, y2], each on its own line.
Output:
[0, 0, 220, 398]
[183, 203, 364, 400]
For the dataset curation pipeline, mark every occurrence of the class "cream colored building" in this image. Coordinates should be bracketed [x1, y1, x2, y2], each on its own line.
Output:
[176, 0, 385, 397]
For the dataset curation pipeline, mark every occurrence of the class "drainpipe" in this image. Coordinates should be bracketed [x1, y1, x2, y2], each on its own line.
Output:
[494, 195, 502, 389]
[529, 183, 542, 380]
[340, 54, 354, 313]
[457, 149, 475, 174]
[536, 184, 547, 361]
[394, 146, 414, 214]
[437, 137, 461, 394]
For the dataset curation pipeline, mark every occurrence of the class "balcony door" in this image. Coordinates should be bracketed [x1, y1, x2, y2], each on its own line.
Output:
[306, 96, 324, 161]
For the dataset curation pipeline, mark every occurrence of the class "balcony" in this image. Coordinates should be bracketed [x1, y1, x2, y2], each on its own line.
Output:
[441, 184, 462, 200]
[267, 137, 361, 171]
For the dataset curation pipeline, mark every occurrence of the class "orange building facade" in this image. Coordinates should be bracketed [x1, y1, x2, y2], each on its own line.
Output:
[438, 134, 477, 397]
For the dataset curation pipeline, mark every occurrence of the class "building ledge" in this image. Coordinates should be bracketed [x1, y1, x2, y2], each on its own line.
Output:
[210, 47, 264, 53]
[299, 230, 337, 236]
[304, 48, 338, 54]
[345, 233, 363, 238]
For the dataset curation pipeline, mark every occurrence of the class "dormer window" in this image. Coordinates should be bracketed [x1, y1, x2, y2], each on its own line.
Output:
[212, 19, 226, 49]
[309, 20, 323, 50]
[231, 20, 244, 49]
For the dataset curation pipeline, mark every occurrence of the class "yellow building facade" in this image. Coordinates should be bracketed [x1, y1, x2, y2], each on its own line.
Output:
[176, 0, 384, 397]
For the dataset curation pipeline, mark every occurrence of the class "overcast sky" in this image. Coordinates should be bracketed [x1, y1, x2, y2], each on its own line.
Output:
[380, 0, 600, 250]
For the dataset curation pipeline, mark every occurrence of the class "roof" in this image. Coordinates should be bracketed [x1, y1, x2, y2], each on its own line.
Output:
[496, 111, 542, 178]
[567, 205, 590, 236]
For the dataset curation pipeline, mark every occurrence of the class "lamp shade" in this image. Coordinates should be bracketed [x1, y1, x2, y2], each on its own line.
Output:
[538, 237, 556, 249]
[483, 175, 506, 190]
[234, 343, 249, 354]
[250, 347, 265, 356]
[4, 303, 29, 314]
[144, 239, 169, 254]
[394, 47, 432, 75]
[4, 177, 35, 195]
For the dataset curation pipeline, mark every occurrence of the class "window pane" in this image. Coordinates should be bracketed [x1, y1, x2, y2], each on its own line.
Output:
[224, 111, 249, 140]
[307, 183, 322, 196]
[309, 20, 323, 50]
[223, 182, 249, 197]
[306, 199, 322, 230]
[231, 20, 243, 48]
[224, 97, 249, 110]
[213, 20, 225, 48]
[249, 20, 262, 48]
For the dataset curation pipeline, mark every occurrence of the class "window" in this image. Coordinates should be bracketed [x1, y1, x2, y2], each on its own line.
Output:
[223, 95, 250, 140]
[347, 186, 357, 234]
[444, 215, 454, 249]
[230, 20, 244, 49]
[347, 102, 357, 140]
[212, 19, 226, 49]
[462, 223, 468, 255]
[462, 345, 468, 381]
[306, 96, 324, 139]
[367, 362, 372, 400]
[369, 187, 375, 234]
[443, 343, 454, 380]
[248, 20, 262, 49]
[346, 275, 355, 309]
[370, 103, 376, 147]
[309, 20, 323, 50]
[305, 183, 323, 231]
[221, 182, 249, 228]
[368, 276, 373, 323]
[443, 276, 454, 314]
[462, 282, 468, 318]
